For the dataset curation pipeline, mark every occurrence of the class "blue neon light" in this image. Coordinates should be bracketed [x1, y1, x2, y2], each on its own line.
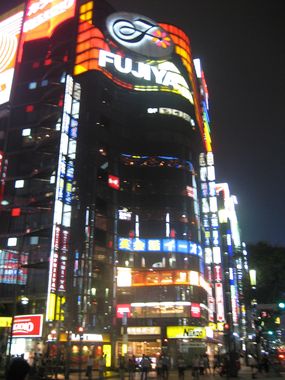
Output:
[118, 237, 202, 256]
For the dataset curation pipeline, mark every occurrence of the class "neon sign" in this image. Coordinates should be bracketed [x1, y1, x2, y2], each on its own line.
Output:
[147, 107, 195, 125]
[98, 49, 193, 104]
[23, 0, 76, 42]
[0, 9, 23, 105]
[106, 12, 173, 58]
[118, 237, 202, 256]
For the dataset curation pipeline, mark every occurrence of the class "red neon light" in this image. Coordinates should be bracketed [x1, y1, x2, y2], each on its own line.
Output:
[116, 304, 131, 318]
[26, 104, 34, 112]
[108, 175, 120, 190]
[191, 303, 201, 318]
[11, 208, 21, 217]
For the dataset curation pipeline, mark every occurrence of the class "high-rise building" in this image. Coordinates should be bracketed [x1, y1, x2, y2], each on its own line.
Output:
[0, 0, 230, 366]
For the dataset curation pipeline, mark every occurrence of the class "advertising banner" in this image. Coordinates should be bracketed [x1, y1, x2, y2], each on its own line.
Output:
[12, 314, 43, 337]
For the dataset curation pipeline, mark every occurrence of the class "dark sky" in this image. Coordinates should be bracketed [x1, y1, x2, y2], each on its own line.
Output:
[1, 0, 285, 246]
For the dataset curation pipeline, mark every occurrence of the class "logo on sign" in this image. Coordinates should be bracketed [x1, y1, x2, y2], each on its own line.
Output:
[106, 12, 173, 58]
[12, 314, 43, 337]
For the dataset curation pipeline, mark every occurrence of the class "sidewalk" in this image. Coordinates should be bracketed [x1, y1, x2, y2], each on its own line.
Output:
[46, 367, 284, 380]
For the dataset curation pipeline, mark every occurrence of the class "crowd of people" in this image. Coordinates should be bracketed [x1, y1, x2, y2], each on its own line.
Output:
[2, 350, 283, 380]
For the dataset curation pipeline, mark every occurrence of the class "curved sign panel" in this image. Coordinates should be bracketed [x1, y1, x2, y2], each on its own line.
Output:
[106, 12, 173, 58]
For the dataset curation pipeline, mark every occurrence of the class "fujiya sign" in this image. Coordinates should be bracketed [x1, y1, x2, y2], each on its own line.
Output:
[12, 314, 43, 337]
[98, 50, 193, 104]
[106, 12, 174, 59]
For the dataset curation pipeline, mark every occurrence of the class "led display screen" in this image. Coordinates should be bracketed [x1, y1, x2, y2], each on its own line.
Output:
[23, 0, 76, 42]
[0, 250, 28, 284]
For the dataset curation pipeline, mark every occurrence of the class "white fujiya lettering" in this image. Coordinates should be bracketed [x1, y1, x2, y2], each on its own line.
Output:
[131, 62, 151, 80]
[97, 50, 194, 104]
[114, 55, 132, 74]
[150, 66, 166, 84]
[98, 50, 116, 68]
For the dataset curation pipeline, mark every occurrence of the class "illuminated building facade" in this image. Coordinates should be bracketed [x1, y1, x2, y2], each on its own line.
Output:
[0, 0, 220, 364]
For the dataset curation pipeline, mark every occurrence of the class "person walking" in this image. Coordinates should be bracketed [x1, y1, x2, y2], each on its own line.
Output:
[140, 354, 151, 380]
[118, 354, 126, 380]
[192, 355, 200, 380]
[98, 354, 106, 380]
[248, 355, 257, 379]
[127, 355, 136, 380]
[156, 355, 163, 379]
[86, 354, 94, 380]
[177, 354, 186, 380]
[161, 354, 170, 380]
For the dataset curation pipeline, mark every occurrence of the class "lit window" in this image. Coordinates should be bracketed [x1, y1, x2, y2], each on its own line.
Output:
[28, 82, 37, 89]
[11, 208, 21, 217]
[30, 236, 39, 245]
[41, 79, 48, 87]
[15, 180, 24, 188]
[7, 237, 17, 247]
[22, 129, 31, 137]
[25, 105, 34, 113]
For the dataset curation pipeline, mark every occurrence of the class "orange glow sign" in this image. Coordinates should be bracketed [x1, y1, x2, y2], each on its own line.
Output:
[23, 0, 76, 42]
[0, 8, 24, 105]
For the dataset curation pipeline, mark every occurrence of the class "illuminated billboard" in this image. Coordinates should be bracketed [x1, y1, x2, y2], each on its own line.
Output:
[12, 314, 43, 338]
[167, 326, 206, 339]
[74, 4, 194, 104]
[117, 267, 212, 295]
[118, 237, 202, 256]
[0, 8, 24, 105]
[0, 249, 28, 284]
[46, 75, 81, 321]
[23, 0, 76, 42]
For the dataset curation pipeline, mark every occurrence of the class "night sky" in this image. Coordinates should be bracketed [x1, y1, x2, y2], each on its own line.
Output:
[1, 0, 284, 246]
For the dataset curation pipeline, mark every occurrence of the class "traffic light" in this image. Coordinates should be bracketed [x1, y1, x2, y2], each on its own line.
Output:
[278, 302, 285, 309]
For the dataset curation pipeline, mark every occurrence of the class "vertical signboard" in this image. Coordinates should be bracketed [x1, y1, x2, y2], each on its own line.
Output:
[0, 8, 24, 105]
[46, 75, 81, 321]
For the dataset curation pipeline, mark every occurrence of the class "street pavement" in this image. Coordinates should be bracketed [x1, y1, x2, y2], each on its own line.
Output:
[46, 366, 284, 380]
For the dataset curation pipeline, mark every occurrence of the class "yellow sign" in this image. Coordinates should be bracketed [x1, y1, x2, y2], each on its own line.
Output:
[167, 326, 206, 339]
[0, 317, 12, 327]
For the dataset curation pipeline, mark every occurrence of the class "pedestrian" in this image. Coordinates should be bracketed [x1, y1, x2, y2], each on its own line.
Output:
[177, 354, 186, 380]
[140, 354, 151, 380]
[127, 355, 136, 380]
[161, 354, 170, 380]
[86, 354, 94, 380]
[199, 355, 205, 375]
[156, 355, 163, 379]
[192, 355, 200, 380]
[261, 354, 269, 374]
[248, 355, 257, 379]
[203, 354, 210, 375]
[5, 357, 31, 380]
[118, 354, 126, 380]
[98, 354, 106, 380]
